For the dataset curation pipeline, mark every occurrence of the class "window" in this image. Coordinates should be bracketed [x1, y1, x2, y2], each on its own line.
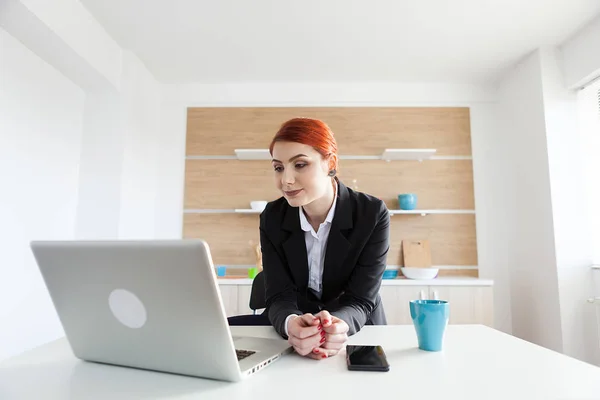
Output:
[577, 78, 600, 265]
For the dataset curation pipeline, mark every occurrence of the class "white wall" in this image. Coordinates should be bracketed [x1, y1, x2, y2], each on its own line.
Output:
[577, 77, 600, 366]
[0, 22, 161, 360]
[74, 52, 162, 240]
[577, 80, 600, 266]
[495, 50, 564, 352]
[561, 14, 600, 89]
[541, 47, 597, 364]
[0, 27, 84, 360]
[469, 104, 513, 334]
[492, 46, 600, 365]
[17, 0, 123, 89]
[118, 51, 162, 239]
[74, 88, 124, 239]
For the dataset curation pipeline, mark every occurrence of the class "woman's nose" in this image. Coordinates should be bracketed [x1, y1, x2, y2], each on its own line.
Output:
[282, 169, 295, 185]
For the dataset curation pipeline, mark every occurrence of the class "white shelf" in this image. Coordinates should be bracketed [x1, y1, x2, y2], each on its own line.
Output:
[234, 209, 262, 214]
[184, 209, 262, 214]
[381, 148, 436, 161]
[184, 209, 236, 214]
[234, 149, 271, 160]
[229, 148, 444, 161]
[389, 209, 475, 216]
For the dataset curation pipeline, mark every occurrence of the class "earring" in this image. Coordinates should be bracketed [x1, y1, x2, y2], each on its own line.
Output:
[328, 169, 336, 177]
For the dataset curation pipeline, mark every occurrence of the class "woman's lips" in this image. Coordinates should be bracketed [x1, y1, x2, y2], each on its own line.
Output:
[284, 189, 303, 197]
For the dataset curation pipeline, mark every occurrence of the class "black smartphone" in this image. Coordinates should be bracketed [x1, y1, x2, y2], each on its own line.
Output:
[346, 345, 390, 372]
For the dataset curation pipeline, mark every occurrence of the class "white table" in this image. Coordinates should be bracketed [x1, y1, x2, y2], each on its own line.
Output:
[2, 325, 600, 399]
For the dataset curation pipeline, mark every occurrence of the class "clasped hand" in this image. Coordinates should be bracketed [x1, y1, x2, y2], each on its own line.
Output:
[286, 310, 349, 360]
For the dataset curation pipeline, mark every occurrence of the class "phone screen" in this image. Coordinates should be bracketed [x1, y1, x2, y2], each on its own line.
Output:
[346, 345, 390, 372]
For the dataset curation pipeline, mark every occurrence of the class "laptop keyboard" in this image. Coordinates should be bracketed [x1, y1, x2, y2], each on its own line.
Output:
[236, 349, 256, 361]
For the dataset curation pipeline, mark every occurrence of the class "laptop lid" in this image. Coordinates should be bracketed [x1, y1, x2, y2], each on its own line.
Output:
[30, 239, 243, 381]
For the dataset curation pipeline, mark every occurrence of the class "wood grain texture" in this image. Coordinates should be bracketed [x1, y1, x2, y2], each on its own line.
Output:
[388, 214, 478, 267]
[183, 213, 262, 265]
[184, 160, 281, 209]
[183, 213, 477, 267]
[184, 106, 477, 278]
[337, 160, 474, 210]
[184, 159, 474, 209]
[186, 107, 471, 156]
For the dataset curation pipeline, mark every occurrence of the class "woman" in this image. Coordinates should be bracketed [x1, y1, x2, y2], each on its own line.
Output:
[260, 117, 390, 361]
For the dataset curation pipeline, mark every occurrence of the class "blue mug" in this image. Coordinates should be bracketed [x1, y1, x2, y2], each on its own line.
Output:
[216, 266, 227, 277]
[410, 300, 449, 351]
[398, 194, 417, 210]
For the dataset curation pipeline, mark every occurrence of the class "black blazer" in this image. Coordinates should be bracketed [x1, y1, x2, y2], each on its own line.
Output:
[259, 179, 390, 338]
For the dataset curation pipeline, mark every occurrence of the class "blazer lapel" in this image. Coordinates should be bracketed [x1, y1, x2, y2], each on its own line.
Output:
[323, 180, 352, 290]
[281, 205, 309, 289]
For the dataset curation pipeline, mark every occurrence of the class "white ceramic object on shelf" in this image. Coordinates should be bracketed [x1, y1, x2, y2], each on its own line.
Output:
[400, 267, 439, 280]
[250, 201, 268, 211]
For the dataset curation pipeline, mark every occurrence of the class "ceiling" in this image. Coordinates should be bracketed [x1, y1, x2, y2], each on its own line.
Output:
[81, 0, 600, 84]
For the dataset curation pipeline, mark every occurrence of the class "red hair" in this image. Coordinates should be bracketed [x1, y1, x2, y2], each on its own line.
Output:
[269, 117, 338, 171]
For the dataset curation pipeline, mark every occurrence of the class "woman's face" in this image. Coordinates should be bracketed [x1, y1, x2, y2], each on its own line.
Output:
[271, 141, 331, 208]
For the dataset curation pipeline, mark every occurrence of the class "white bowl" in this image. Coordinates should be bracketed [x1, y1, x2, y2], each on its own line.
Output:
[250, 201, 268, 211]
[400, 267, 439, 280]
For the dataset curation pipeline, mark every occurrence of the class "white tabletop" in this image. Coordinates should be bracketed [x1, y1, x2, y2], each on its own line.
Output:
[2, 325, 600, 399]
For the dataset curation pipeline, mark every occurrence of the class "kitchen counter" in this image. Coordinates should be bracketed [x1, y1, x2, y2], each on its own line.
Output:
[218, 277, 493, 286]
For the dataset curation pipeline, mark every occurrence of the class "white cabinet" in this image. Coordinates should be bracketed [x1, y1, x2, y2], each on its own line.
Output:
[379, 285, 493, 327]
[430, 286, 494, 327]
[218, 281, 494, 328]
[236, 285, 254, 315]
[218, 285, 239, 317]
[217, 283, 255, 317]
[380, 286, 428, 325]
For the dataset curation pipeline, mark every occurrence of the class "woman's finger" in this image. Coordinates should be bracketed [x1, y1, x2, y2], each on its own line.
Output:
[321, 340, 345, 351]
[308, 346, 340, 360]
[289, 319, 322, 340]
[324, 332, 348, 343]
[314, 310, 333, 328]
[293, 345, 312, 356]
[298, 313, 320, 327]
[322, 319, 349, 335]
[290, 329, 325, 352]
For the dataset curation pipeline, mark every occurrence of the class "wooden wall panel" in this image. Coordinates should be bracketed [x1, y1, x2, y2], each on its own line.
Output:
[183, 213, 477, 267]
[387, 214, 478, 266]
[184, 159, 474, 209]
[183, 106, 478, 278]
[184, 160, 279, 209]
[338, 160, 474, 210]
[186, 107, 471, 156]
[183, 214, 261, 265]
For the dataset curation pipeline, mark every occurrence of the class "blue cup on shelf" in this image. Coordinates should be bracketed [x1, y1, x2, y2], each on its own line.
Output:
[216, 265, 227, 277]
[398, 194, 417, 210]
[382, 269, 398, 279]
[410, 300, 449, 352]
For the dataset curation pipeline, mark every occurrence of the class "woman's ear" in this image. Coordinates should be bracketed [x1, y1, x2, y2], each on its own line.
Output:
[328, 154, 338, 172]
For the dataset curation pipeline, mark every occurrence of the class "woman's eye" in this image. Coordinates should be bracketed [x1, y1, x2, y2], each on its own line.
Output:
[273, 166, 283, 172]
[295, 163, 307, 169]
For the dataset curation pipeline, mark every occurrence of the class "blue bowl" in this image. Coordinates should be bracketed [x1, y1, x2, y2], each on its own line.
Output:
[382, 270, 398, 279]
[398, 194, 417, 210]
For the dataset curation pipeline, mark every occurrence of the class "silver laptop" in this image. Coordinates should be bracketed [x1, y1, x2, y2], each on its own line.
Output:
[30, 239, 292, 382]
